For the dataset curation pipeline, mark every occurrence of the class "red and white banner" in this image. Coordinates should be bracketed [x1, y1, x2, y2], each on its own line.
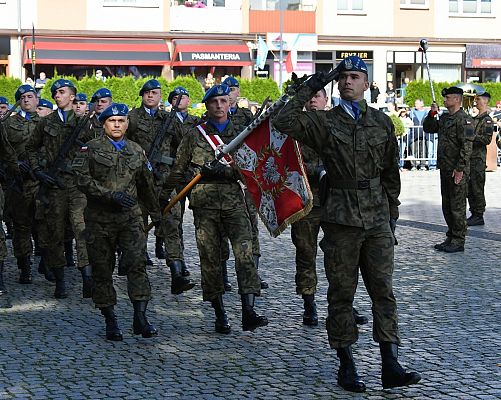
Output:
[235, 117, 313, 237]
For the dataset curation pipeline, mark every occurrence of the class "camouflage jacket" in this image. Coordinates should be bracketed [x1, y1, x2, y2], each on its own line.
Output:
[423, 108, 474, 172]
[300, 143, 323, 207]
[163, 120, 245, 211]
[171, 112, 201, 185]
[0, 124, 20, 173]
[81, 114, 104, 143]
[26, 109, 86, 186]
[73, 135, 160, 223]
[127, 106, 182, 185]
[229, 105, 253, 133]
[3, 112, 39, 160]
[471, 111, 494, 161]
[272, 85, 401, 229]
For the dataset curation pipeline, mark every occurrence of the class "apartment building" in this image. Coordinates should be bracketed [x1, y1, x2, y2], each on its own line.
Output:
[0, 0, 500, 92]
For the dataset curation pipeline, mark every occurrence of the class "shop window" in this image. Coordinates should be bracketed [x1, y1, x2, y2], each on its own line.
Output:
[449, 0, 491, 15]
[400, 0, 428, 9]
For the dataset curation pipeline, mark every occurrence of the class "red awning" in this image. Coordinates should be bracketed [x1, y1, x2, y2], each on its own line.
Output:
[171, 39, 251, 67]
[23, 36, 170, 66]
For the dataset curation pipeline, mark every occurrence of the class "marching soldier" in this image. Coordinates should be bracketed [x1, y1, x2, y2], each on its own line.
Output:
[26, 79, 93, 299]
[127, 79, 194, 294]
[466, 92, 494, 226]
[273, 56, 421, 392]
[291, 88, 368, 327]
[168, 86, 201, 277]
[36, 98, 54, 118]
[73, 93, 88, 117]
[163, 84, 268, 334]
[73, 103, 160, 341]
[2, 85, 45, 283]
[82, 88, 112, 141]
[222, 76, 267, 290]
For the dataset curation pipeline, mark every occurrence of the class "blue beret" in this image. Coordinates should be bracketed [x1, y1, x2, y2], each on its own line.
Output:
[222, 76, 239, 87]
[202, 84, 230, 103]
[0, 96, 8, 105]
[441, 87, 463, 97]
[74, 93, 88, 102]
[168, 86, 189, 104]
[139, 79, 162, 96]
[98, 103, 129, 123]
[38, 99, 54, 109]
[15, 84, 37, 102]
[50, 79, 77, 98]
[91, 88, 112, 103]
[334, 56, 368, 78]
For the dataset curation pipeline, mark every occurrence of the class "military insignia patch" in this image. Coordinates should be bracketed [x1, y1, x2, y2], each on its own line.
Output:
[345, 58, 353, 70]
[112, 106, 119, 115]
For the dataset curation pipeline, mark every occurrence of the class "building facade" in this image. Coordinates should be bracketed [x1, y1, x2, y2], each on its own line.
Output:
[0, 0, 500, 96]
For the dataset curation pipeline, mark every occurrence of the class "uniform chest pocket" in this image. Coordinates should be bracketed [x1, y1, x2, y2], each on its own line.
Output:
[137, 120, 152, 134]
[192, 139, 213, 166]
[125, 155, 142, 171]
[44, 123, 60, 137]
[329, 129, 353, 145]
[7, 123, 25, 143]
[94, 152, 114, 167]
[367, 134, 388, 167]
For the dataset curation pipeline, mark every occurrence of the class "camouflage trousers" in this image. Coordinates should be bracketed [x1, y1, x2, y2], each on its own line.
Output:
[221, 190, 261, 262]
[192, 207, 261, 301]
[467, 158, 487, 215]
[440, 169, 468, 245]
[85, 213, 151, 308]
[8, 182, 38, 259]
[319, 222, 400, 349]
[291, 206, 323, 296]
[43, 185, 89, 270]
[0, 187, 7, 261]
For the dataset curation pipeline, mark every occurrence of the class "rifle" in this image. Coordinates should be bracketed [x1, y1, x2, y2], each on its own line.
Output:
[146, 95, 182, 180]
[37, 108, 94, 204]
[145, 94, 290, 232]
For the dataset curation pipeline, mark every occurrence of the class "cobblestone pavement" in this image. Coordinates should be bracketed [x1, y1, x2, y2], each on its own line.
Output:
[1, 170, 500, 399]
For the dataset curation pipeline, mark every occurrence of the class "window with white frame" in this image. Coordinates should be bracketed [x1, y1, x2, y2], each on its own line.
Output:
[250, 0, 314, 10]
[103, 0, 160, 7]
[400, 0, 429, 9]
[449, 0, 492, 15]
[337, 0, 364, 12]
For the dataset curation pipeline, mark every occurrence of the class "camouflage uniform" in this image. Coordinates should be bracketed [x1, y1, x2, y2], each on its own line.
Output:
[127, 106, 184, 262]
[26, 110, 89, 271]
[163, 120, 261, 301]
[73, 135, 160, 307]
[3, 112, 40, 259]
[291, 143, 323, 295]
[81, 114, 104, 142]
[273, 85, 401, 349]
[423, 109, 474, 246]
[467, 112, 494, 215]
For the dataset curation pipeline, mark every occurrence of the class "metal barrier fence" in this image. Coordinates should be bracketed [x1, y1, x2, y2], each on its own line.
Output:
[398, 125, 438, 170]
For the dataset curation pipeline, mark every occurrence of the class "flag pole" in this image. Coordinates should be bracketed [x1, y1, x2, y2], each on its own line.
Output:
[31, 23, 36, 80]
[145, 94, 290, 233]
[279, 0, 284, 92]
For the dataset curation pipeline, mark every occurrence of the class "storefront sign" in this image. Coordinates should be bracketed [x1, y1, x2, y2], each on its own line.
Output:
[336, 51, 373, 60]
[472, 58, 501, 68]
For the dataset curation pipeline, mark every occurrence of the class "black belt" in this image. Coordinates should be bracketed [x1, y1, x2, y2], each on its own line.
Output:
[330, 177, 380, 190]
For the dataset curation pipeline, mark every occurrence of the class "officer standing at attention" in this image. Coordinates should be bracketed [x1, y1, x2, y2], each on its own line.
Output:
[291, 88, 368, 327]
[273, 56, 421, 392]
[26, 79, 93, 299]
[73, 103, 160, 341]
[3, 85, 41, 284]
[163, 84, 268, 334]
[424, 87, 474, 253]
[127, 79, 194, 295]
[168, 86, 201, 277]
[466, 91, 494, 226]
[36, 99, 54, 118]
[221, 76, 267, 290]
[72, 93, 88, 117]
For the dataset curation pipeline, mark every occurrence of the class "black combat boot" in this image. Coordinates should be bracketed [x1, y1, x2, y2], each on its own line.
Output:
[467, 213, 484, 226]
[0, 261, 6, 295]
[336, 346, 366, 393]
[302, 294, 318, 326]
[241, 293, 268, 331]
[380, 342, 421, 389]
[221, 260, 232, 291]
[353, 308, 368, 325]
[254, 255, 268, 289]
[434, 237, 451, 251]
[17, 256, 32, 284]
[211, 295, 231, 334]
[180, 260, 190, 277]
[52, 268, 68, 299]
[64, 240, 75, 267]
[79, 265, 94, 299]
[100, 306, 123, 341]
[37, 251, 56, 282]
[155, 237, 166, 259]
[145, 251, 153, 266]
[132, 300, 158, 338]
[169, 260, 195, 295]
